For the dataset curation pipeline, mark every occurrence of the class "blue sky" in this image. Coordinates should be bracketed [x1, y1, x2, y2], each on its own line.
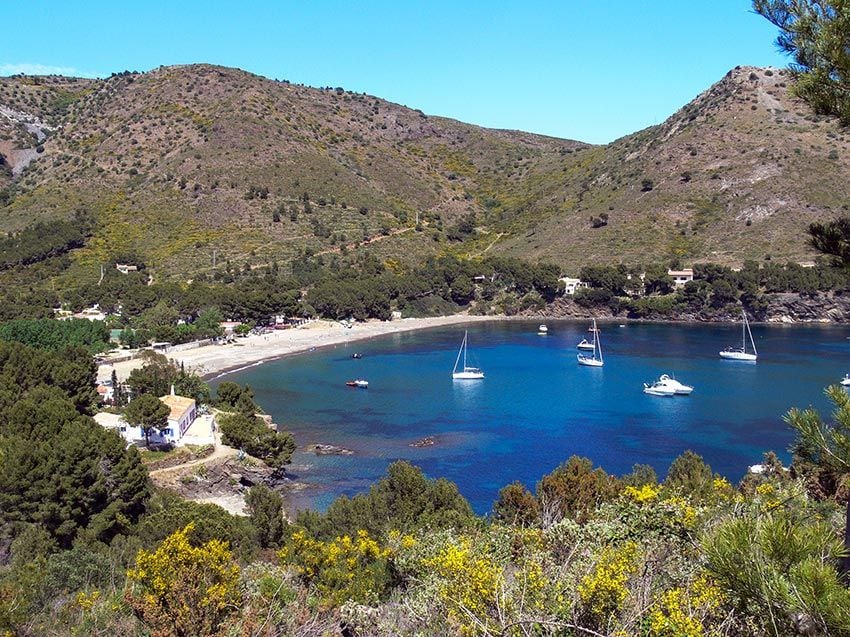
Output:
[1, 1, 787, 144]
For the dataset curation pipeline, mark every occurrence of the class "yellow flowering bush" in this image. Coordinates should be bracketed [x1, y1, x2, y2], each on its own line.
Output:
[279, 529, 392, 606]
[424, 536, 502, 635]
[711, 476, 737, 503]
[125, 523, 241, 637]
[754, 482, 782, 510]
[648, 575, 724, 637]
[578, 541, 639, 622]
[665, 496, 698, 530]
[624, 483, 661, 503]
[75, 590, 101, 611]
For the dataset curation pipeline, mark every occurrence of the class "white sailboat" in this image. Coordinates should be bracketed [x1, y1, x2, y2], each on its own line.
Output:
[719, 311, 758, 362]
[452, 330, 484, 380]
[577, 319, 604, 367]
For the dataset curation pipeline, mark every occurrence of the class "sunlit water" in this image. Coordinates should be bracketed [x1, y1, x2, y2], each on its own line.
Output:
[213, 320, 850, 514]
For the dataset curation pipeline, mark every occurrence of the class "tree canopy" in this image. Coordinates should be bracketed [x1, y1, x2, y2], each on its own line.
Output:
[0, 342, 150, 548]
[124, 393, 171, 447]
[754, 0, 850, 123]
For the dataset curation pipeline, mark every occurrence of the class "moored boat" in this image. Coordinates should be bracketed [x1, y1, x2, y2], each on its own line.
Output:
[452, 331, 484, 380]
[643, 381, 675, 396]
[656, 373, 694, 395]
[576, 338, 595, 351]
[577, 319, 604, 367]
[720, 311, 758, 362]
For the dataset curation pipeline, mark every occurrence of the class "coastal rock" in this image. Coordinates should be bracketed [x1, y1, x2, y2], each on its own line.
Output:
[522, 291, 850, 323]
[307, 443, 354, 456]
[410, 436, 436, 448]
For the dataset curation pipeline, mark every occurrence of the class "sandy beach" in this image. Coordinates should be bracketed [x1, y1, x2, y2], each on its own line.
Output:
[98, 315, 493, 383]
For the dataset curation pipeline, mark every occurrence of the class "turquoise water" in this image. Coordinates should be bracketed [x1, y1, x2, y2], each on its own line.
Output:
[214, 320, 850, 514]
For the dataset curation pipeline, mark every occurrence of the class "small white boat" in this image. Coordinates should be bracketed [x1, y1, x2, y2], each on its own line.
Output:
[576, 338, 595, 351]
[656, 374, 694, 395]
[720, 311, 758, 362]
[345, 379, 369, 388]
[841, 374, 850, 387]
[577, 319, 604, 367]
[452, 330, 484, 380]
[538, 324, 548, 334]
[643, 381, 675, 397]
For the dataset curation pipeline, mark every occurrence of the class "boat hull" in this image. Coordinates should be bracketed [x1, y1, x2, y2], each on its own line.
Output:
[576, 341, 595, 351]
[719, 350, 757, 362]
[644, 387, 675, 396]
[453, 371, 484, 380]
[577, 355, 603, 367]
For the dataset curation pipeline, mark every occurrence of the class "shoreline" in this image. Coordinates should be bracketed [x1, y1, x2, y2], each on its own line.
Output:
[98, 315, 494, 383]
[97, 313, 850, 384]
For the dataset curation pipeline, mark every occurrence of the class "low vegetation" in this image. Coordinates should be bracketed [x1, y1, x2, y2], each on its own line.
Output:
[3, 336, 850, 635]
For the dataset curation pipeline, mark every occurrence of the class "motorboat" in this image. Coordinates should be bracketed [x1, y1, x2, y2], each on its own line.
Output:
[452, 331, 484, 380]
[576, 338, 595, 351]
[656, 374, 694, 395]
[345, 379, 369, 388]
[720, 311, 758, 362]
[841, 374, 850, 387]
[538, 324, 548, 335]
[351, 353, 363, 359]
[643, 381, 675, 396]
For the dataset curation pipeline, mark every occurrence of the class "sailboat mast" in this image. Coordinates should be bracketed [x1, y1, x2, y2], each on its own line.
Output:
[596, 321, 603, 362]
[463, 331, 468, 369]
[746, 312, 757, 355]
[453, 332, 464, 374]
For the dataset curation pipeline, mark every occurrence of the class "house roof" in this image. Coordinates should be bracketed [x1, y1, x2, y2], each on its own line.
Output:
[93, 412, 126, 429]
[159, 394, 196, 421]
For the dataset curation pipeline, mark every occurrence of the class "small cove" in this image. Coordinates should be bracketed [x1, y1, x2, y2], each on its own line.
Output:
[213, 319, 850, 514]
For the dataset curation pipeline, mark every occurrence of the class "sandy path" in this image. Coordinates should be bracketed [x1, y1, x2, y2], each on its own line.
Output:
[99, 315, 492, 383]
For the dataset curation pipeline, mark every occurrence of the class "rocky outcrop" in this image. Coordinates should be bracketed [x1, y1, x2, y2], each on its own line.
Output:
[307, 443, 354, 456]
[762, 292, 850, 323]
[525, 291, 850, 324]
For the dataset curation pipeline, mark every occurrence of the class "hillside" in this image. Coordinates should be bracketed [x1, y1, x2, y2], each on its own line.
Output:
[0, 64, 848, 286]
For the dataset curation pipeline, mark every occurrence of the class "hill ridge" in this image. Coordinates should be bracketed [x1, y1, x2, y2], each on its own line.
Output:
[0, 62, 848, 283]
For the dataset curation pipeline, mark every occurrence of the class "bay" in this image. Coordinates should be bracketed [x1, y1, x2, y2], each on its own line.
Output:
[213, 320, 850, 515]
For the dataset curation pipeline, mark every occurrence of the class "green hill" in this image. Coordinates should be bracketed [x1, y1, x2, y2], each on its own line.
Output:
[1, 63, 848, 287]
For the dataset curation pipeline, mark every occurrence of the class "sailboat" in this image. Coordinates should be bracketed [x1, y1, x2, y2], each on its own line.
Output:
[577, 319, 604, 367]
[719, 310, 758, 362]
[452, 330, 484, 380]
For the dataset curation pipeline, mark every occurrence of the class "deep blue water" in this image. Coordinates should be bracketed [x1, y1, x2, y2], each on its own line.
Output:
[213, 320, 850, 515]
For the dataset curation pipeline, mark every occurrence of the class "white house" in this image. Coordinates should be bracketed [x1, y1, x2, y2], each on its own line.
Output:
[667, 268, 694, 288]
[93, 389, 202, 447]
[159, 391, 197, 442]
[95, 383, 114, 404]
[560, 277, 589, 295]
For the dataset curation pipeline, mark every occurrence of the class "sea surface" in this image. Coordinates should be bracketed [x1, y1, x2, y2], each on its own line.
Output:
[213, 320, 850, 515]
